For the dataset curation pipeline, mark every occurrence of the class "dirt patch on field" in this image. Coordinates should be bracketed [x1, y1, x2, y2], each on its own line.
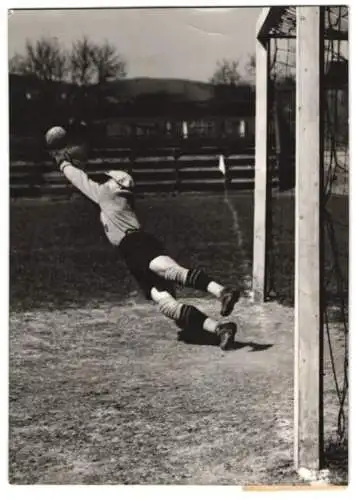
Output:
[9, 297, 347, 485]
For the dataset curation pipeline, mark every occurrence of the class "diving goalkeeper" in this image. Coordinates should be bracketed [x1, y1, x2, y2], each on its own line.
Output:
[46, 127, 241, 350]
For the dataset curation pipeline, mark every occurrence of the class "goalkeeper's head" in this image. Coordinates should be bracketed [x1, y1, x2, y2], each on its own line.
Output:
[104, 170, 135, 194]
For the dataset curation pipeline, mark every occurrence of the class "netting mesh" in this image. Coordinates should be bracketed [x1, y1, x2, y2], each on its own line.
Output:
[265, 21, 296, 303]
[322, 6, 348, 451]
[263, 6, 348, 452]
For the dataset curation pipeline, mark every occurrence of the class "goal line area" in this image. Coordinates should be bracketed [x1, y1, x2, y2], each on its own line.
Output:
[252, 6, 348, 477]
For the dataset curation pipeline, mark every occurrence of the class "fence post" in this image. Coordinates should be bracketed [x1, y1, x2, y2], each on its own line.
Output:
[174, 147, 181, 193]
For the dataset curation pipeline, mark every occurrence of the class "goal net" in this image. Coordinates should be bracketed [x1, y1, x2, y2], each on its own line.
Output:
[253, 5, 348, 472]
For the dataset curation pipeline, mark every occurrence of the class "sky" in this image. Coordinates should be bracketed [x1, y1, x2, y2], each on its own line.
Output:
[8, 7, 261, 82]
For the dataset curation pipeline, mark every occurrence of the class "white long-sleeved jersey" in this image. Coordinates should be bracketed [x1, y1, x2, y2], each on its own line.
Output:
[60, 161, 141, 246]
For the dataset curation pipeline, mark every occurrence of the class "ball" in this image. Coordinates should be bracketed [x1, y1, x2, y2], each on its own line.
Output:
[45, 126, 67, 149]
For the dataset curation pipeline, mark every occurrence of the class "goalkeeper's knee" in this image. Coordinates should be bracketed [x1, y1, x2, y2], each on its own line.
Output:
[149, 256, 212, 291]
[151, 288, 182, 321]
[149, 256, 188, 285]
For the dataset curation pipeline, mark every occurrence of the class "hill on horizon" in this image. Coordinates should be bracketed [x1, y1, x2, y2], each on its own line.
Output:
[96, 77, 215, 102]
[10, 73, 254, 102]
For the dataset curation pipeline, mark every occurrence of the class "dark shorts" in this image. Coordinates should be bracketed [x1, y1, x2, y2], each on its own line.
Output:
[119, 230, 176, 300]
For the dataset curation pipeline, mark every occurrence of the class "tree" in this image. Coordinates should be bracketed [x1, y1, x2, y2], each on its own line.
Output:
[70, 37, 127, 85]
[10, 35, 127, 85]
[245, 54, 256, 81]
[9, 37, 68, 81]
[70, 36, 95, 86]
[91, 40, 127, 84]
[210, 59, 241, 86]
[52, 50, 68, 81]
[9, 53, 26, 74]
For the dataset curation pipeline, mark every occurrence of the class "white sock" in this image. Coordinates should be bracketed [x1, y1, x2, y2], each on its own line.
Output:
[203, 317, 218, 334]
[207, 281, 224, 299]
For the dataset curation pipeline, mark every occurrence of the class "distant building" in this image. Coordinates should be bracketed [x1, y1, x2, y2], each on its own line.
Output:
[9, 73, 256, 149]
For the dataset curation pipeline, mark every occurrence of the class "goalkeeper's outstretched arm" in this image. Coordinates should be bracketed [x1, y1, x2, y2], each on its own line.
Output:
[59, 161, 102, 204]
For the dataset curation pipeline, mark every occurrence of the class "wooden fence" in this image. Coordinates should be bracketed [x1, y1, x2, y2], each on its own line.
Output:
[10, 145, 259, 197]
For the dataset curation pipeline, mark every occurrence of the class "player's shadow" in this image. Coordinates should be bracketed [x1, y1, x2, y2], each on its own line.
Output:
[177, 329, 273, 352]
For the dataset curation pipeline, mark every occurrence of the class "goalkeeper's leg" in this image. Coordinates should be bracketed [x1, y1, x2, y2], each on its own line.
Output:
[149, 255, 240, 317]
[150, 287, 236, 350]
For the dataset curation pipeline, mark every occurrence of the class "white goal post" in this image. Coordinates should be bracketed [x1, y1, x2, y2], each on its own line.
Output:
[253, 6, 323, 473]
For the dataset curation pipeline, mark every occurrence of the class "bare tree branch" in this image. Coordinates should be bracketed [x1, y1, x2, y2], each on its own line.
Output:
[210, 59, 241, 86]
[9, 35, 128, 87]
[70, 36, 96, 86]
[91, 40, 127, 84]
[53, 49, 68, 81]
[245, 54, 256, 80]
[9, 37, 68, 81]
[9, 53, 27, 74]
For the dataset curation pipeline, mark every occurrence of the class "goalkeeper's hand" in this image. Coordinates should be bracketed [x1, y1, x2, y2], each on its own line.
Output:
[49, 144, 88, 170]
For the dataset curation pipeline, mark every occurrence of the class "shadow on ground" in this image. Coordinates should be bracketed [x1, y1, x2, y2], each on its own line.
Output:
[177, 329, 274, 351]
[324, 439, 348, 485]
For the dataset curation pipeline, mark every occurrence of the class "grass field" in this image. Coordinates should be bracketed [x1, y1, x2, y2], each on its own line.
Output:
[9, 192, 348, 485]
